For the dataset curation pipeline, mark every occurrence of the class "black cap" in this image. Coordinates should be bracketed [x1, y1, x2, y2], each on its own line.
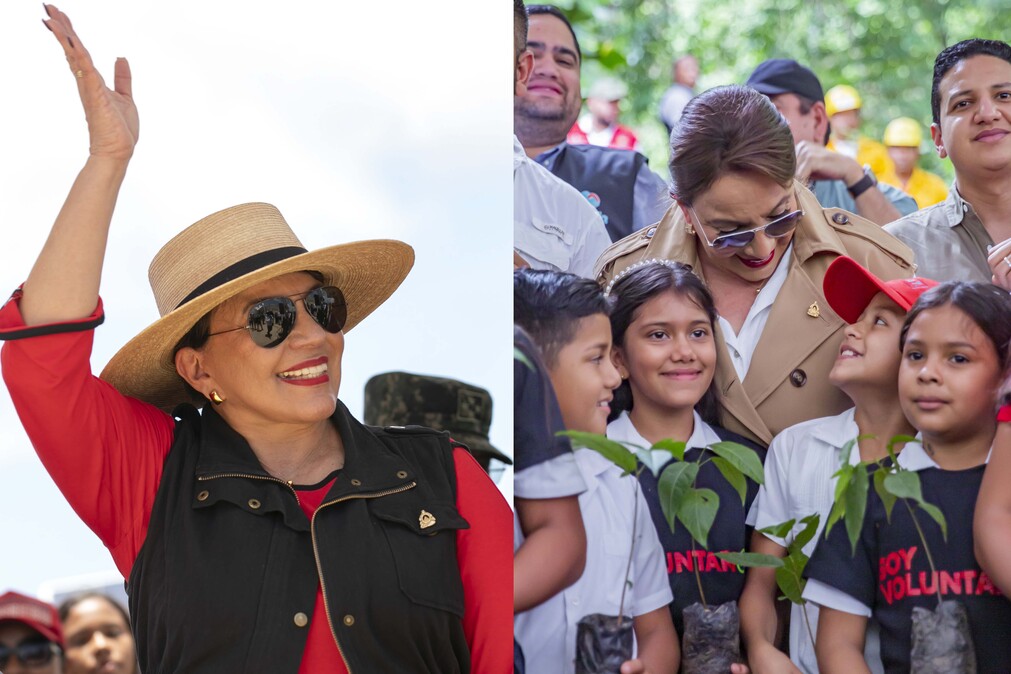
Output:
[746, 58, 824, 103]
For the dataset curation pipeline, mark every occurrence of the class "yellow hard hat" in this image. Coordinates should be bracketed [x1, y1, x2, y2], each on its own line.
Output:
[825, 84, 862, 117]
[883, 117, 923, 148]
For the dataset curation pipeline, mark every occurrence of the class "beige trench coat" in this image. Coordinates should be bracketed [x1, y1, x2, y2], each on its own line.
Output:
[594, 182, 915, 446]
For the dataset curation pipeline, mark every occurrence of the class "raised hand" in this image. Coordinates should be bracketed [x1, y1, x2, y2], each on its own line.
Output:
[42, 4, 138, 160]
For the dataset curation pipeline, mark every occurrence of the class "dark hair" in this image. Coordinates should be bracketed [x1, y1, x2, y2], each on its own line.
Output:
[608, 262, 720, 425]
[514, 268, 611, 367]
[58, 592, 131, 627]
[900, 282, 1011, 367]
[931, 39, 1011, 124]
[526, 5, 581, 62]
[669, 85, 796, 205]
[514, 0, 528, 61]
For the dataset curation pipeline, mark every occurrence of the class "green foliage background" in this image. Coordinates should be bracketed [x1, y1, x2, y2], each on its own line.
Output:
[558, 0, 1011, 182]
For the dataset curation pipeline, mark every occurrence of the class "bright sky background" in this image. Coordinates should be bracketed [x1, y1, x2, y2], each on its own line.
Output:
[0, 2, 512, 596]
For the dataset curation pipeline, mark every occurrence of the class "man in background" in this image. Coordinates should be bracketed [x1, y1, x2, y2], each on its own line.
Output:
[568, 76, 640, 150]
[659, 54, 698, 134]
[878, 117, 948, 208]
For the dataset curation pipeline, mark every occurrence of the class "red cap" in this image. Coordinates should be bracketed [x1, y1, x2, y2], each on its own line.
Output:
[0, 591, 64, 646]
[824, 256, 939, 324]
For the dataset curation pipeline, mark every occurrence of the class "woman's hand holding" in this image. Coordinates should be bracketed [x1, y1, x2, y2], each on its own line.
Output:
[43, 4, 138, 161]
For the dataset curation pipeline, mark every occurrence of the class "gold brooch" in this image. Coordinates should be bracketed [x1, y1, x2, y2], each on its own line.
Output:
[419, 510, 436, 529]
[807, 302, 820, 318]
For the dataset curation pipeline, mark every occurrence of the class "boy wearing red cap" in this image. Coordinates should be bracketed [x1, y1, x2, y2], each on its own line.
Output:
[0, 591, 64, 674]
[739, 258, 938, 673]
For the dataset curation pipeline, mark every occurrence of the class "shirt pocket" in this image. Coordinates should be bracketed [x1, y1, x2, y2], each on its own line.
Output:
[515, 215, 575, 272]
[371, 498, 470, 617]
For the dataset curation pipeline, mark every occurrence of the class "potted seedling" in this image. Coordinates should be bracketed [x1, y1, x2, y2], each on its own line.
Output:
[825, 436, 972, 674]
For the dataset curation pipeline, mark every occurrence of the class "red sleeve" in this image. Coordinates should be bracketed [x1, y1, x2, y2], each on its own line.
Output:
[0, 293, 176, 577]
[998, 405, 1011, 424]
[453, 446, 513, 673]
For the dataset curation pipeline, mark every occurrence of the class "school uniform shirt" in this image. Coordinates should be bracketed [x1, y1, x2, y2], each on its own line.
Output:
[513, 448, 673, 674]
[803, 442, 1011, 673]
[608, 411, 766, 637]
[747, 408, 883, 674]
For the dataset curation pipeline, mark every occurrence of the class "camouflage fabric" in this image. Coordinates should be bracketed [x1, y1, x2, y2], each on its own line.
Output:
[364, 371, 512, 468]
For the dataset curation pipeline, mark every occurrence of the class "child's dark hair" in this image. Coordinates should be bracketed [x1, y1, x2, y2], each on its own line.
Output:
[900, 281, 1011, 366]
[514, 268, 612, 368]
[607, 261, 721, 425]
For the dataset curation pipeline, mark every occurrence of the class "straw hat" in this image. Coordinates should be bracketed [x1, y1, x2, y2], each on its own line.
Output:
[100, 202, 414, 411]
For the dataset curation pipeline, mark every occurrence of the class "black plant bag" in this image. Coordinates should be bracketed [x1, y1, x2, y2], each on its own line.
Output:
[910, 600, 976, 674]
[575, 613, 634, 674]
[681, 601, 741, 674]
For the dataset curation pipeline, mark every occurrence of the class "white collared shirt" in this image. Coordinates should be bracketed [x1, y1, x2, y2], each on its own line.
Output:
[606, 409, 721, 476]
[513, 136, 612, 278]
[718, 244, 793, 380]
[514, 447, 673, 674]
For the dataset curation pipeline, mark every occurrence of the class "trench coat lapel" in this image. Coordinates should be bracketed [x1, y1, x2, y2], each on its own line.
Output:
[713, 323, 772, 445]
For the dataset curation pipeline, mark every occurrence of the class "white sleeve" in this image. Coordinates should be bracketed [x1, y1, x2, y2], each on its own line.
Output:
[751, 432, 794, 547]
[568, 201, 612, 279]
[628, 486, 674, 616]
[514, 453, 586, 500]
[802, 578, 872, 617]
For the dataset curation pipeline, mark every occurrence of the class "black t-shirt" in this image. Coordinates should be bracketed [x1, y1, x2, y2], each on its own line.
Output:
[513, 327, 572, 473]
[805, 465, 1011, 672]
[637, 428, 766, 637]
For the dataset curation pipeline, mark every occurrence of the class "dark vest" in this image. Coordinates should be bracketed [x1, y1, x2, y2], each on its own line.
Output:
[128, 402, 471, 674]
[537, 143, 646, 242]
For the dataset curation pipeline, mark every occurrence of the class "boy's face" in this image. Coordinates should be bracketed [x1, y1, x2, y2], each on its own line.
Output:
[829, 293, 906, 393]
[548, 313, 621, 435]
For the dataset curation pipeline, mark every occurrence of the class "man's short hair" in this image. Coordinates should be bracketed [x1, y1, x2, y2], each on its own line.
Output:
[526, 5, 581, 62]
[932, 39, 1011, 124]
[514, 269, 610, 367]
[514, 0, 528, 61]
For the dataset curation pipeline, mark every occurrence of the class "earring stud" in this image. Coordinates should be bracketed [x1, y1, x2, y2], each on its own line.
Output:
[210, 390, 225, 405]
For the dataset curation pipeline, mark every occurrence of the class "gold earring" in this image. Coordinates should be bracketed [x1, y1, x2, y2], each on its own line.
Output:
[685, 222, 696, 236]
[210, 390, 225, 405]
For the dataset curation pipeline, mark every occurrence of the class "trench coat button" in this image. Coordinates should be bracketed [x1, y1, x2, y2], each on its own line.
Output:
[247, 498, 261, 509]
[343, 614, 355, 627]
[350, 478, 362, 486]
[832, 212, 850, 225]
[396, 470, 408, 479]
[196, 490, 209, 501]
[790, 369, 808, 387]
[293, 612, 309, 627]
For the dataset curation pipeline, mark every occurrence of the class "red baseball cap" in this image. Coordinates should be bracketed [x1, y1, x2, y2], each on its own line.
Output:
[0, 590, 64, 646]
[824, 256, 939, 324]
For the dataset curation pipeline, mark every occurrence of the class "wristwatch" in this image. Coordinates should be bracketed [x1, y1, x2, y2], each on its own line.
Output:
[847, 165, 877, 198]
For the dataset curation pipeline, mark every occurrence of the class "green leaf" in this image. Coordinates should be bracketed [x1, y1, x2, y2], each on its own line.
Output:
[715, 551, 784, 569]
[775, 558, 806, 605]
[824, 499, 845, 539]
[833, 464, 853, 503]
[559, 430, 637, 474]
[844, 465, 870, 556]
[651, 439, 686, 462]
[676, 487, 719, 549]
[658, 462, 700, 533]
[883, 470, 923, 502]
[759, 518, 796, 540]
[838, 437, 858, 467]
[918, 502, 948, 542]
[706, 441, 765, 485]
[514, 347, 535, 371]
[790, 513, 821, 554]
[712, 456, 748, 506]
[873, 468, 898, 521]
[887, 434, 919, 455]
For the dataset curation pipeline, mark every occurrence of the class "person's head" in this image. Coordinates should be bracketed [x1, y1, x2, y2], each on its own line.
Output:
[674, 54, 698, 88]
[585, 77, 627, 127]
[823, 257, 939, 399]
[824, 84, 863, 140]
[746, 58, 831, 146]
[513, 0, 533, 96]
[929, 39, 1011, 175]
[101, 203, 413, 433]
[606, 261, 720, 425]
[514, 269, 620, 434]
[58, 594, 136, 674]
[514, 5, 582, 148]
[883, 117, 925, 177]
[0, 591, 64, 674]
[898, 282, 1011, 446]
[669, 84, 799, 287]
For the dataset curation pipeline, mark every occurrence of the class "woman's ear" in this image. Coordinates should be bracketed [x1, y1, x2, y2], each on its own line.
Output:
[611, 346, 629, 381]
[175, 347, 216, 399]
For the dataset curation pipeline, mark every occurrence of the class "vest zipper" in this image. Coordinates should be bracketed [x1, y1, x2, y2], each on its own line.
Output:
[310, 481, 418, 674]
[196, 472, 301, 506]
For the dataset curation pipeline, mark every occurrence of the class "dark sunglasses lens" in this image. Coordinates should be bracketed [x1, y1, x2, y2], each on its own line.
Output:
[247, 297, 297, 348]
[305, 286, 347, 333]
[2, 642, 56, 666]
[713, 231, 755, 249]
[767, 211, 802, 237]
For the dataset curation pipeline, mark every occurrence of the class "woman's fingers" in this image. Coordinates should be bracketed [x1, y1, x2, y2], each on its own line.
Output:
[114, 57, 132, 99]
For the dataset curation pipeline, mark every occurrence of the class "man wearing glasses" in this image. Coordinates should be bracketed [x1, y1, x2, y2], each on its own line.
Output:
[0, 591, 64, 674]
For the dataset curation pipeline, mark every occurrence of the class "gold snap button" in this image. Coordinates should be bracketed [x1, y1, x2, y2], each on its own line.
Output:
[248, 498, 261, 509]
[293, 612, 309, 627]
[343, 614, 355, 626]
[396, 470, 408, 479]
[196, 490, 209, 501]
[350, 479, 362, 486]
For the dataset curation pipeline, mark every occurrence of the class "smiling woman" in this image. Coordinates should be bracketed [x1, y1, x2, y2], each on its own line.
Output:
[596, 85, 918, 446]
[0, 5, 510, 673]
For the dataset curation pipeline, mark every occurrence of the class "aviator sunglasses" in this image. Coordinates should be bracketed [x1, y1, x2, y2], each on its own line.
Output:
[0, 640, 61, 669]
[689, 205, 804, 250]
[207, 286, 347, 348]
